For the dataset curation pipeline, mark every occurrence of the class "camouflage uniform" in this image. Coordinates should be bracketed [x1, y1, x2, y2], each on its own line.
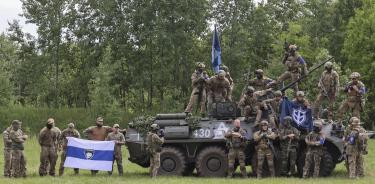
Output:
[261, 91, 283, 128]
[3, 126, 12, 177]
[293, 91, 311, 108]
[238, 88, 258, 121]
[185, 65, 210, 115]
[10, 122, 27, 178]
[207, 70, 232, 114]
[247, 69, 274, 91]
[220, 64, 234, 96]
[275, 45, 308, 93]
[225, 127, 247, 178]
[313, 63, 339, 120]
[344, 118, 368, 179]
[106, 125, 125, 176]
[58, 124, 80, 176]
[147, 125, 164, 178]
[337, 72, 366, 125]
[253, 121, 277, 178]
[279, 117, 300, 176]
[303, 121, 325, 178]
[38, 125, 59, 176]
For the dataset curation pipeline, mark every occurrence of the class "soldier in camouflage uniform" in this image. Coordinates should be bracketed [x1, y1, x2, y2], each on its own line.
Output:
[3, 125, 12, 177]
[59, 122, 80, 176]
[246, 69, 274, 91]
[84, 117, 114, 175]
[313, 62, 340, 121]
[261, 90, 283, 128]
[303, 120, 325, 178]
[220, 64, 234, 95]
[185, 62, 210, 116]
[10, 120, 28, 178]
[337, 72, 366, 127]
[293, 91, 311, 108]
[106, 124, 126, 176]
[279, 116, 300, 176]
[344, 117, 368, 179]
[207, 70, 232, 114]
[225, 119, 247, 178]
[147, 124, 164, 178]
[271, 45, 308, 94]
[238, 86, 258, 122]
[253, 121, 277, 178]
[38, 119, 59, 176]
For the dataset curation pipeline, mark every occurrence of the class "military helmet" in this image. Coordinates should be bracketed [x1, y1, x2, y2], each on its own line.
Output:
[296, 91, 305, 97]
[351, 117, 361, 126]
[260, 120, 269, 126]
[255, 69, 264, 74]
[68, 123, 75, 128]
[218, 70, 226, 77]
[274, 90, 282, 97]
[313, 120, 323, 128]
[113, 123, 120, 128]
[12, 120, 21, 125]
[196, 62, 205, 68]
[151, 123, 160, 130]
[324, 61, 333, 69]
[284, 116, 293, 122]
[220, 64, 229, 72]
[289, 44, 297, 50]
[350, 72, 360, 79]
[96, 117, 104, 122]
[246, 86, 255, 93]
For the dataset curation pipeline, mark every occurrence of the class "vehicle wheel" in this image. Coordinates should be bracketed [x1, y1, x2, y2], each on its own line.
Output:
[196, 146, 227, 177]
[297, 148, 335, 177]
[159, 147, 187, 176]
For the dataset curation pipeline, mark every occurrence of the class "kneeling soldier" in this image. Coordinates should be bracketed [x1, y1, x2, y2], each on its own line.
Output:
[225, 119, 247, 178]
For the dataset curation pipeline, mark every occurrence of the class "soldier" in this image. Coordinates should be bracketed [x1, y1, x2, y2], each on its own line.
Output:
[220, 64, 234, 93]
[38, 119, 59, 176]
[248, 69, 274, 91]
[47, 118, 61, 172]
[272, 44, 308, 93]
[279, 116, 300, 176]
[10, 120, 28, 178]
[83, 117, 114, 175]
[253, 120, 277, 178]
[207, 70, 232, 114]
[184, 62, 210, 116]
[303, 120, 325, 178]
[313, 61, 340, 121]
[262, 90, 283, 128]
[147, 124, 164, 178]
[293, 91, 311, 108]
[59, 122, 80, 176]
[225, 119, 247, 178]
[3, 125, 12, 177]
[238, 86, 258, 122]
[344, 117, 368, 179]
[106, 124, 126, 176]
[337, 72, 366, 127]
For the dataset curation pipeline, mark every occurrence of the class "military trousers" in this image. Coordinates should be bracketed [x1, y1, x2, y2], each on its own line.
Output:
[150, 152, 161, 177]
[303, 150, 322, 178]
[227, 148, 247, 177]
[280, 146, 297, 175]
[59, 150, 79, 176]
[257, 148, 275, 178]
[314, 92, 335, 120]
[348, 152, 364, 178]
[185, 88, 207, 114]
[39, 146, 57, 176]
[11, 149, 26, 178]
[337, 100, 361, 124]
[4, 148, 12, 177]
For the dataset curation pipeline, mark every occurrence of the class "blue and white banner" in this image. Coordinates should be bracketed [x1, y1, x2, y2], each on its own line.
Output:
[280, 97, 313, 131]
[211, 25, 221, 73]
[64, 137, 115, 171]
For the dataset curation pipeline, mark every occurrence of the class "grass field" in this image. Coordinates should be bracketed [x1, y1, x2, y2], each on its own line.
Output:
[0, 137, 374, 184]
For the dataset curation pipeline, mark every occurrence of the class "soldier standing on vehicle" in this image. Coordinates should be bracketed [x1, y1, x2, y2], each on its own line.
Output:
[344, 117, 368, 179]
[247, 69, 274, 91]
[261, 90, 283, 128]
[185, 62, 210, 116]
[303, 120, 325, 178]
[10, 120, 28, 178]
[238, 86, 258, 122]
[313, 62, 339, 121]
[270, 44, 308, 94]
[337, 72, 366, 127]
[3, 125, 12, 177]
[279, 116, 300, 176]
[38, 119, 59, 176]
[83, 117, 113, 175]
[293, 91, 311, 108]
[254, 120, 277, 178]
[59, 122, 80, 176]
[225, 119, 248, 178]
[207, 70, 232, 114]
[147, 124, 164, 178]
[220, 64, 234, 97]
[106, 124, 126, 176]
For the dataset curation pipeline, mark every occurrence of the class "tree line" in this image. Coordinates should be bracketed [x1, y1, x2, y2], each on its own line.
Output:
[0, 0, 374, 129]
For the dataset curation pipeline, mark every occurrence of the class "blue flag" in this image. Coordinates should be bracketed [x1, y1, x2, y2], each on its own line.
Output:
[280, 97, 313, 131]
[211, 26, 221, 73]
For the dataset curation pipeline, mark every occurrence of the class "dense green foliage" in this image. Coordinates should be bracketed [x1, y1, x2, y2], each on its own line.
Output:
[0, 0, 374, 131]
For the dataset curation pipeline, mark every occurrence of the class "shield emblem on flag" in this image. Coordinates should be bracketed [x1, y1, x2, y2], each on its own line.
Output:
[84, 149, 95, 160]
[292, 108, 306, 125]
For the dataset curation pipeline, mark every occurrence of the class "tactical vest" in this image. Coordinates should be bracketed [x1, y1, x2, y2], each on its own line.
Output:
[285, 54, 301, 72]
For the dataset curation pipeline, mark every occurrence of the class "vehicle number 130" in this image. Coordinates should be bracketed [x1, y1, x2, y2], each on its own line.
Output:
[193, 128, 211, 138]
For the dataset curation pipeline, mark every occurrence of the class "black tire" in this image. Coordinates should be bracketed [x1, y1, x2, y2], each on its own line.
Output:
[159, 147, 187, 176]
[297, 148, 335, 177]
[196, 146, 228, 177]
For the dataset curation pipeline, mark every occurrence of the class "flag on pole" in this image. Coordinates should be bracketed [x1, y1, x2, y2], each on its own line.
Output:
[211, 25, 221, 73]
[64, 137, 115, 171]
[279, 97, 313, 131]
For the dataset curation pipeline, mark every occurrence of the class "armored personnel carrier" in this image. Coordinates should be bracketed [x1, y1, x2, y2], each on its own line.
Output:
[125, 102, 344, 177]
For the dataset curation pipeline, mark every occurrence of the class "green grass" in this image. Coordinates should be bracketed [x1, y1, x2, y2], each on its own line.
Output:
[0, 138, 374, 184]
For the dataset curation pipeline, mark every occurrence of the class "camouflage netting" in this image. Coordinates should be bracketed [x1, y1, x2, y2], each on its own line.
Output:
[129, 115, 156, 135]
[186, 116, 201, 130]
